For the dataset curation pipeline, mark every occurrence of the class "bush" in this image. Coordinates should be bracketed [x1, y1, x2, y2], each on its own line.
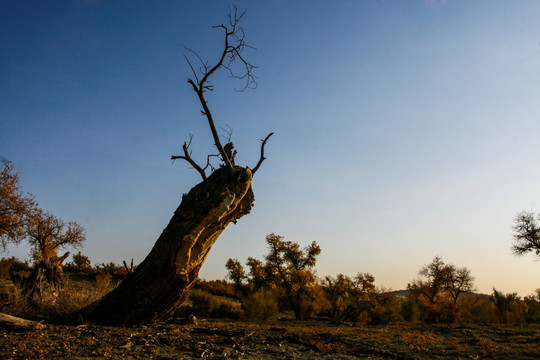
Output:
[0, 257, 31, 281]
[401, 298, 421, 322]
[369, 292, 404, 324]
[0, 279, 18, 310]
[187, 289, 220, 317]
[244, 289, 279, 321]
[214, 298, 243, 319]
[459, 294, 496, 323]
[180, 289, 243, 319]
[94, 272, 112, 291]
[524, 291, 540, 323]
[63, 252, 92, 273]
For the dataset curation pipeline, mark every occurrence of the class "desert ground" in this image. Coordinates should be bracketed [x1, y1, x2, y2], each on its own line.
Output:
[1, 319, 539, 359]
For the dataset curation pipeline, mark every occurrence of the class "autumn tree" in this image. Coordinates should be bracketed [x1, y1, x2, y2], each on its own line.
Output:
[444, 264, 474, 311]
[25, 209, 85, 264]
[22, 209, 85, 300]
[79, 8, 272, 325]
[243, 257, 269, 291]
[225, 258, 247, 297]
[321, 273, 352, 317]
[264, 234, 321, 320]
[0, 161, 36, 250]
[512, 211, 540, 259]
[408, 256, 474, 322]
[227, 234, 321, 320]
[322, 272, 378, 324]
[491, 288, 520, 323]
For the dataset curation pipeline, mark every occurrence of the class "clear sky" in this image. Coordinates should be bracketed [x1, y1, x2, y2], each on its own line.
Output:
[2, 0, 540, 296]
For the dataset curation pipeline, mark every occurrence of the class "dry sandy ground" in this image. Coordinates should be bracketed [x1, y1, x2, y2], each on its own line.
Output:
[1, 319, 539, 359]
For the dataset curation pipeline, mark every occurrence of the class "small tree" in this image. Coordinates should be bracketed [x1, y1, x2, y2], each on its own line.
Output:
[67, 251, 92, 273]
[321, 274, 353, 317]
[0, 161, 36, 250]
[492, 288, 520, 323]
[245, 257, 268, 291]
[512, 211, 540, 258]
[408, 256, 474, 322]
[225, 258, 247, 297]
[227, 234, 321, 320]
[408, 257, 447, 310]
[444, 264, 474, 318]
[23, 209, 85, 299]
[264, 234, 321, 320]
[323, 272, 377, 324]
[26, 209, 85, 264]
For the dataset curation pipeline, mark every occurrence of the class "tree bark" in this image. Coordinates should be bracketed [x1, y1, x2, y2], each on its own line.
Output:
[78, 166, 254, 325]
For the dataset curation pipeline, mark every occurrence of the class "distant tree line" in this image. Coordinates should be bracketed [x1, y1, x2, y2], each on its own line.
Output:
[220, 234, 540, 324]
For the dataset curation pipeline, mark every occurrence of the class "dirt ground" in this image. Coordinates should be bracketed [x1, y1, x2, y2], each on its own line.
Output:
[1, 319, 539, 359]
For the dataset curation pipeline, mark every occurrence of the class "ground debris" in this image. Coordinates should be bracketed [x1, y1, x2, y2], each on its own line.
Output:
[1, 320, 539, 359]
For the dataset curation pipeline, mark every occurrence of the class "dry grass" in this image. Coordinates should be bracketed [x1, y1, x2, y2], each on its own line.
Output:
[2, 278, 110, 320]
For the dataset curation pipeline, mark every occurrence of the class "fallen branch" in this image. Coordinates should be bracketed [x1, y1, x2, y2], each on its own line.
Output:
[0, 312, 46, 331]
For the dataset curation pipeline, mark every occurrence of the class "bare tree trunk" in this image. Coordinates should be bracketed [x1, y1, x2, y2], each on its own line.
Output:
[78, 166, 254, 325]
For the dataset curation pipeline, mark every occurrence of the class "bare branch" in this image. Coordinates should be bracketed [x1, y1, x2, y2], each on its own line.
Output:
[252, 132, 274, 175]
[175, 7, 259, 173]
[183, 54, 200, 85]
[173, 7, 272, 176]
[203, 153, 220, 173]
[219, 125, 234, 143]
[171, 137, 207, 180]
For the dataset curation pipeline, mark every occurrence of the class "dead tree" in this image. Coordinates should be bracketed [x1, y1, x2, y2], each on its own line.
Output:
[79, 8, 272, 325]
[24, 251, 70, 304]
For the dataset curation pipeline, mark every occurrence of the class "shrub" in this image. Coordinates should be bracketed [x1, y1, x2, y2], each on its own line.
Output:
[0, 257, 31, 281]
[0, 279, 18, 310]
[459, 293, 496, 323]
[214, 298, 243, 319]
[64, 252, 92, 273]
[401, 298, 421, 322]
[524, 290, 540, 323]
[94, 262, 119, 275]
[244, 289, 279, 321]
[94, 272, 112, 291]
[369, 292, 404, 324]
[188, 289, 221, 317]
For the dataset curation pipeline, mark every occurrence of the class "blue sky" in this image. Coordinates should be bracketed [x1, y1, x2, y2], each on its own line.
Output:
[2, 0, 540, 296]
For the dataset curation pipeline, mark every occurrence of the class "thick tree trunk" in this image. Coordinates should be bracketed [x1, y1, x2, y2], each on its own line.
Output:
[78, 166, 254, 325]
